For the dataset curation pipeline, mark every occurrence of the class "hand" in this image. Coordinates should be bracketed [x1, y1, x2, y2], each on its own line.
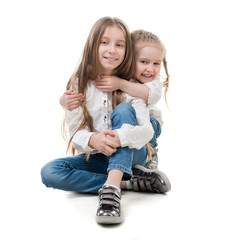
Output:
[59, 90, 84, 111]
[95, 76, 122, 92]
[88, 130, 120, 156]
[105, 130, 121, 147]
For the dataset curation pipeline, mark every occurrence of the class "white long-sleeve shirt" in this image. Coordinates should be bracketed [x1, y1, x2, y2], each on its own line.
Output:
[144, 76, 164, 126]
[66, 80, 154, 154]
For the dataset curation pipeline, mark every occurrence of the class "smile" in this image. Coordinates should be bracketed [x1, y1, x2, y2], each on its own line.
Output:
[104, 56, 118, 62]
[142, 74, 153, 78]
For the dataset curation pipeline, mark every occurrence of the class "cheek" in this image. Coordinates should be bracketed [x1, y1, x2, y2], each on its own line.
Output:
[120, 49, 126, 59]
[98, 47, 102, 59]
[155, 66, 161, 75]
[135, 63, 143, 73]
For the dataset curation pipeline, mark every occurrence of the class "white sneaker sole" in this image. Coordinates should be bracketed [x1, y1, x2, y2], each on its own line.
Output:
[96, 215, 123, 224]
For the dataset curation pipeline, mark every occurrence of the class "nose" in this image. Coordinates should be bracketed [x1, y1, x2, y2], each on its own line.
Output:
[146, 65, 153, 72]
[108, 44, 115, 53]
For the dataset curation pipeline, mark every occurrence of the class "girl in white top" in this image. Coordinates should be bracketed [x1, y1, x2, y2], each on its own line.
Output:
[61, 30, 170, 169]
[41, 17, 171, 225]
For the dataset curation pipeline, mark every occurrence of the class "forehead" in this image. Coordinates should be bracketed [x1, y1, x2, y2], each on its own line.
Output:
[136, 42, 164, 60]
[102, 25, 125, 41]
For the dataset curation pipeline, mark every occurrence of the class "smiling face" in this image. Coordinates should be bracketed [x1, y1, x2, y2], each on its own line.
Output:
[98, 25, 126, 75]
[135, 42, 164, 83]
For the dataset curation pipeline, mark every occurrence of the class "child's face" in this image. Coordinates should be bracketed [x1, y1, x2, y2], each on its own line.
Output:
[98, 25, 126, 75]
[135, 42, 164, 83]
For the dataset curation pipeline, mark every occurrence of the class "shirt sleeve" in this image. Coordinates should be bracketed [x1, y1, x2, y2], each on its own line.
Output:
[66, 106, 96, 153]
[116, 98, 154, 150]
[144, 77, 163, 105]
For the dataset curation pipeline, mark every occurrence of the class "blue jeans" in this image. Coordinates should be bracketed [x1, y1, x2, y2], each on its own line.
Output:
[149, 116, 161, 148]
[41, 103, 148, 193]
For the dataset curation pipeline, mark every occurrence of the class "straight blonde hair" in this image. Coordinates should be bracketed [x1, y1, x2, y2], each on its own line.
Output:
[64, 17, 135, 155]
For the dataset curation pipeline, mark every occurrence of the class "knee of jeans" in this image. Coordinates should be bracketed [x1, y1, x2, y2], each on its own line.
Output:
[111, 102, 137, 126]
[40, 161, 57, 187]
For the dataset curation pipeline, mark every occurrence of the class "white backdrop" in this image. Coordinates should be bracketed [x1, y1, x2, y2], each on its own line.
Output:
[1, 0, 243, 239]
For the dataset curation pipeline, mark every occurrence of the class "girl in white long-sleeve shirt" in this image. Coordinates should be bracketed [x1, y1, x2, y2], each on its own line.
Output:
[95, 30, 170, 169]
[41, 17, 170, 225]
[61, 30, 170, 169]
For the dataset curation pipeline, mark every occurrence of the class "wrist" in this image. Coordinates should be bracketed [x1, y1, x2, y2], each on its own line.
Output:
[119, 79, 127, 91]
[88, 134, 95, 148]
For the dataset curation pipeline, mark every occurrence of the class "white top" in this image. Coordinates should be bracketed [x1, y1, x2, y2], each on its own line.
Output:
[66, 80, 154, 154]
[144, 76, 164, 126]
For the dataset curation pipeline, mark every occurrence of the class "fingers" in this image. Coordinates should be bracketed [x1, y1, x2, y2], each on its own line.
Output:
[95, 81, 107, 87]
[66, 93, 84, 100]
[102, 130, 115, 135]
[105, 138, 120, 149]
[101, 145, 117, 156]
[105, 133, 120, 148]
[64, 90, 75, 95]
[95, 83, 112, 92]
[103, 130, 120, 148]
[65, 93, 84, 110]
[100, 130, 119, 155]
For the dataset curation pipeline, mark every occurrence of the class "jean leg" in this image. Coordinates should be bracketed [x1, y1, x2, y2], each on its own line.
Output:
[149, 116, 162, 148]
[107, 103, 147, 177]
[41, 153, 109, 193]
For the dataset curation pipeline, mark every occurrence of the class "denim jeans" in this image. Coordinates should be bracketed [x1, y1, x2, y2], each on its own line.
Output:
[41, 103, 148, 193]
[149, 116, 161, 148]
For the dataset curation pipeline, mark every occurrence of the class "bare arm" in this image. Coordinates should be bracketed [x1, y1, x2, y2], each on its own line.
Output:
[119, 80, 149, 101]
[95, 76, 149, 101]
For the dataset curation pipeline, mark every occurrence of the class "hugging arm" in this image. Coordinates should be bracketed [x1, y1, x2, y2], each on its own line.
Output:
[95, 76, 150, 101]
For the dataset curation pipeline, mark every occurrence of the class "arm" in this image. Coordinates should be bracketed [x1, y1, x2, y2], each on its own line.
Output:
[120, 80, 149, 101]
[144, 78, 163, 105]
[95, 76, 149, 101]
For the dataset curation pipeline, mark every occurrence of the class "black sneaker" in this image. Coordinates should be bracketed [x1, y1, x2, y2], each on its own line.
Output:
[96, 185, 123, 224]
[131, 165, 171, 193]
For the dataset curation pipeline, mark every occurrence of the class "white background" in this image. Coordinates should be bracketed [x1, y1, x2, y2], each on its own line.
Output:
[1, 0, 243, 239]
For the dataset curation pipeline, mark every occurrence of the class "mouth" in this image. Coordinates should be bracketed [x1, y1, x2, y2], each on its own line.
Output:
[104, 56, 118, 62]
[141, 73, 154, 78]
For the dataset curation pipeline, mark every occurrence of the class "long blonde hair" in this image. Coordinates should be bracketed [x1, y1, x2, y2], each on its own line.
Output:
[131, 30, 170, 105]
[64, 17, 135, 155]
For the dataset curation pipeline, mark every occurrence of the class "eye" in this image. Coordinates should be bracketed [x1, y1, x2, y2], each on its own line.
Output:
[140, 61, 147, 64]
[101, 41, 108, 45]
[154, 62, 161, 65]
[117, 43, 124, 47]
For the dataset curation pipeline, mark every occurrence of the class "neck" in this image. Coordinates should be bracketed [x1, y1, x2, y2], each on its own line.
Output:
[100, 68, 114, 76]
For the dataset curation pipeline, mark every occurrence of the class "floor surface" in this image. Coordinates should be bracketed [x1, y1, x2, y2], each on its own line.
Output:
[2, 154, 243, 240]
